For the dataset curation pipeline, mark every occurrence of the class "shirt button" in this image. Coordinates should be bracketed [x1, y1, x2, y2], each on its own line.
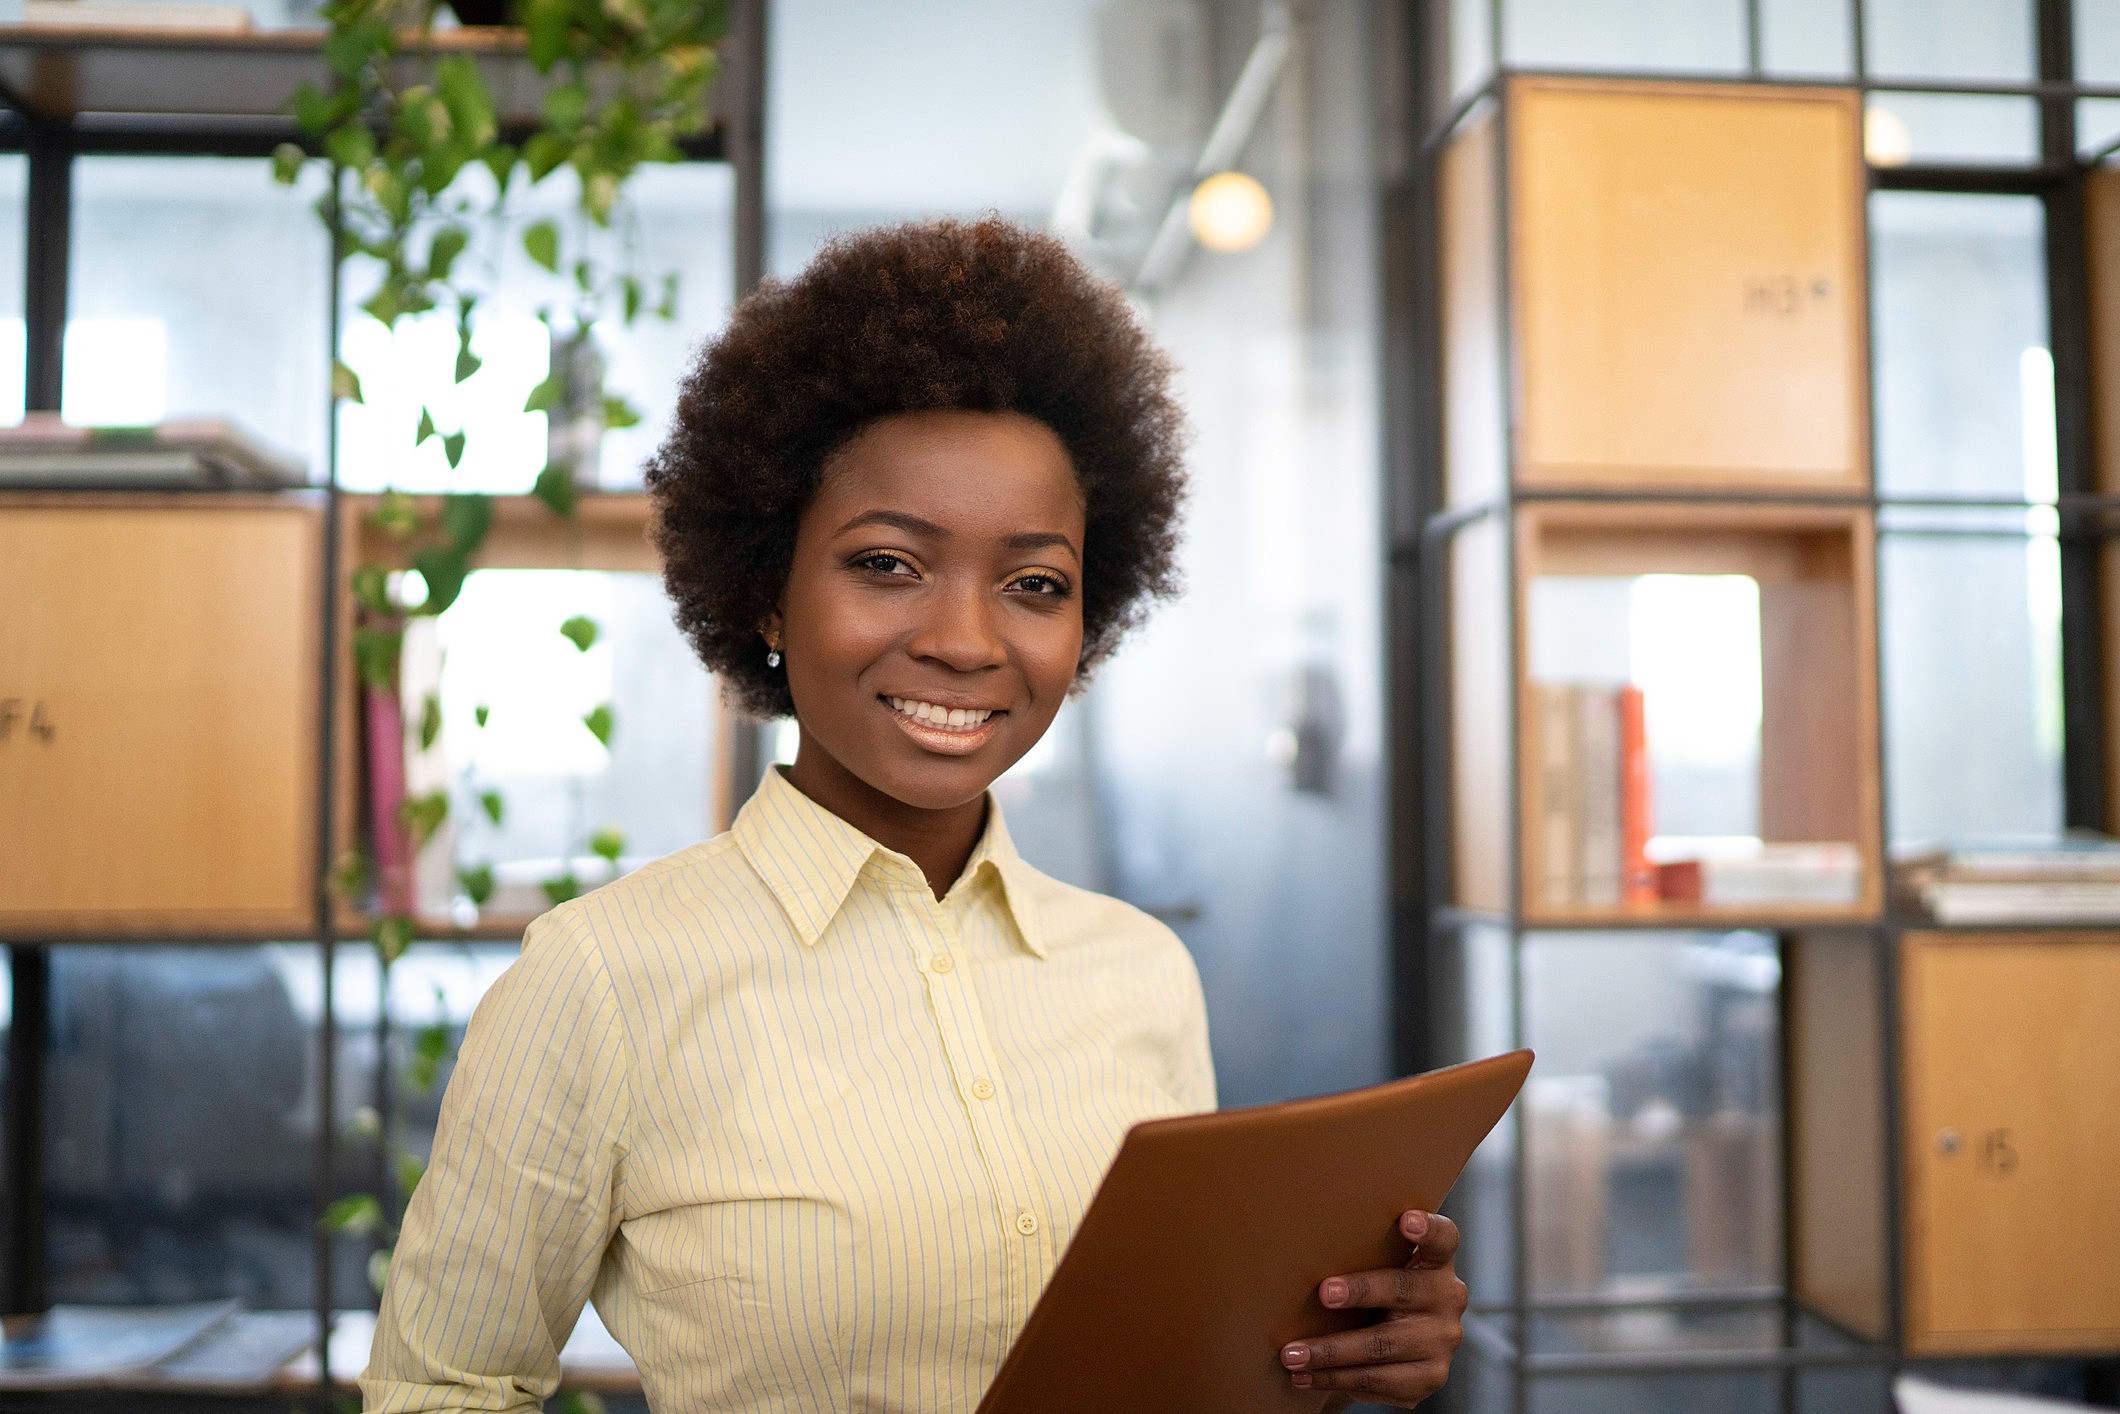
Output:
[929, 953, 955, 974]
[971, 1077, 995, 1101]
[1015, 1211, 1039, 1236]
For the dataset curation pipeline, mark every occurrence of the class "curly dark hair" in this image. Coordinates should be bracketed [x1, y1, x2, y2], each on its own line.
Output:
[644, 216, 1189, 719]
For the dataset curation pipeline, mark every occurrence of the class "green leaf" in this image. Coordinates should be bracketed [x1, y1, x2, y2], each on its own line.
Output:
[415, 695, 440, 755]
[441, 430, 467, 469]
[457, 861, 495, 906]
[328, 848, 371, 903]
[655, 271, 678, 321]
[523, 373, 565, 414]
[408, 1022, 451, 1092]
[322, 17, 388, 81]
[322, 1193, 384, 1236]
[558, 614, 599, 652]
[395, 1151, 430, 1202]
[523, 0, 571, 69]
[363, 164, 409, 224]
[481, 142, 519, 190]
[474, 704, 492, 730]
[532, 463, 579, 518]
[350, 564, 393, 616]
[523, 131, 571, 183]
[427, 226, 469, 284]
[454, 343, 482, 384]
[399, 790, 450, 850]
[590, 825, 625, 864]
[361, 282, 404, 330]
[541, 79, 590, 133]
[558, 1390, 610, 1414]
[291, 81, 343, 136]
[411, 544, 470, 616]
[601, 394, 642, 430]
[332, 360, 365, 404]
[619, 275, 642, 324]
[571, 258, 594, 294]
[435, 56, 498, 150]
[372, 914, 415, 965]
[367, 490, 420, 539]
[522, 219, 560, 273]
[582, 703, 614, 747]
[583, 170, 619, 225]
[271, 141, 307, 185]
[418, 145, 469, 198]
[367, 1248, 392, 1296]
[540, 872, 581, 907]
[324, 121, 374, 172]
[478, 788, 504, 825]
[352, 625, 402, 689]
[440, 493, 493, 554]
[415, 407, 437, 445]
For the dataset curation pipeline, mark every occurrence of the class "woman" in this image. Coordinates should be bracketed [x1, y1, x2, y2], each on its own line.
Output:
[363, 218, 1466, 1412]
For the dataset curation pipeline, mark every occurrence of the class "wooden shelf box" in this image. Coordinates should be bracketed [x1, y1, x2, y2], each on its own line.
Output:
[1791, 929, 2120, 1356]
[0, 493, 325, 938]
[1441, 76, 1870, 501]
[1449, 500, 1883, 925]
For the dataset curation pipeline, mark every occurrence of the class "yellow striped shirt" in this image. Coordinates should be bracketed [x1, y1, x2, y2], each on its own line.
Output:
[362, 765, 1216, 1412]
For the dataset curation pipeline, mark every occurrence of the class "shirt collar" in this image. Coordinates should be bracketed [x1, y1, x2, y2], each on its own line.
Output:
[732, 766, 1047, 959]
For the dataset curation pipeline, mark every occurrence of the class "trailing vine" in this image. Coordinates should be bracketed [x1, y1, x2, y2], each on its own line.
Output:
[280, 0, 727, 1311]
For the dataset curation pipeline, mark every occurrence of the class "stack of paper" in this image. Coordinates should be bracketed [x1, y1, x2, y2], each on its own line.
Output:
[1897, 840, 2120, 924]
[0, 414, 303, 489]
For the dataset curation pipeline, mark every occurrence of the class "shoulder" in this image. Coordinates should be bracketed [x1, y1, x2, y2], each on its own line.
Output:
[522, 831, 789, 983]
[1008, 861, 1203, 988]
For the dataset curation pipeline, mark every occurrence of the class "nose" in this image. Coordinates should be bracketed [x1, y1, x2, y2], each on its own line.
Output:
[906, 579, 1007, 673]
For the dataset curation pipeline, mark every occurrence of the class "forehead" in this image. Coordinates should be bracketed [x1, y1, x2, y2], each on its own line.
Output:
[809, 409, 1085, 534]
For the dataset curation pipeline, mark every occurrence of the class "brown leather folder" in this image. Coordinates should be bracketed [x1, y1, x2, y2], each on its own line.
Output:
[975, 1049, 1534, 1414]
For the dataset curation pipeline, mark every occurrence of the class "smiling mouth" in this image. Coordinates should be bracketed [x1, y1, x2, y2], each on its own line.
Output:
[884, 695, 1004, 734]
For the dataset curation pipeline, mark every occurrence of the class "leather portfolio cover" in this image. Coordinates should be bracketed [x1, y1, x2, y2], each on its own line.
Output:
[975, 1048, 1534, 1414]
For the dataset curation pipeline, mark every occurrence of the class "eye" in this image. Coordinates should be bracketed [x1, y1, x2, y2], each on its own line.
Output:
[851, 551, 917, 577]
[1008, 571, 1073, 598]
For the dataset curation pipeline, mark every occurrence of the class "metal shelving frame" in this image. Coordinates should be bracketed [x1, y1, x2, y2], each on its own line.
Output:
[1388, 0, 2120, 1410]
[0, 10, 763, 1406]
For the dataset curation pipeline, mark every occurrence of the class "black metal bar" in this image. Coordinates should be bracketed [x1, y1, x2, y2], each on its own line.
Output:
[1872, 163, 2069, 193]
[22, 122, 69, 414]
[1472, 1286, 1785, 1315]
[720, 0, 769, 810]
[1386, 0, 1444, 1080]
[1850, 0, 1868, 82]
[2040, 0, 2109, 834]
[312, 167, 346, 1396]
[3, 945, 50, 1316]
[1746, 0, 1764, 78]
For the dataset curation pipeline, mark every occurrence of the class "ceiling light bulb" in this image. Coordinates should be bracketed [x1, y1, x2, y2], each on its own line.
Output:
[1188, 170, 1273, 253]
[1864, 104, 1913, 168]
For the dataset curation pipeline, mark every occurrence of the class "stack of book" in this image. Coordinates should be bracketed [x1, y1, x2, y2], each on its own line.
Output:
[1897, 840, 2120, 925]
[0, 415, 302, 489]
[1532, 679, 1863, 910]
[1531, 681, 1654, 908]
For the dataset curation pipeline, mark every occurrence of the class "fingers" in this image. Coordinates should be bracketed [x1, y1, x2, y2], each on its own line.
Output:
[1284, 1276, 1468, 1372]
[1290, 1356, 1454, 1404]
[1405, 1210, 1461, 1269]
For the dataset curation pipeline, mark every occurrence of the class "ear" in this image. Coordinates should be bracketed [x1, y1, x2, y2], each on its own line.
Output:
[761, 611, 784, 648]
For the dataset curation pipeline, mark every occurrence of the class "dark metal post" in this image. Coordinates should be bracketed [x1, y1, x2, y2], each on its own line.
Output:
[2039, 0, 2109, 832]
[3, 944, 50, 1316]
[720, 0, 771, 804]
[313, 166, 347, 1391]
[23, 123, 69, 414]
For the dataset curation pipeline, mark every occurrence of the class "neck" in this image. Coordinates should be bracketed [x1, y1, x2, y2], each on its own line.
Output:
[782, 745, 988, 900]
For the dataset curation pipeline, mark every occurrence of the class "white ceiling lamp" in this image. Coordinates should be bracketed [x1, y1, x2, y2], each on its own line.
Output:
[1187, 170, 1274, 253]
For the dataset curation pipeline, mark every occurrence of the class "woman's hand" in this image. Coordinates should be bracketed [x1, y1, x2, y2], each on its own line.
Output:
[1277, 1210, 1467, 1408]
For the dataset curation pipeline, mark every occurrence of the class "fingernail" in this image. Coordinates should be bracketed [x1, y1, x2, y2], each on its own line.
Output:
[1291, 1373, 1313, 1389]
[1281, 1343, 1310, 1369]
[1402, 1210, 1430, 1240]
[1320, 1277, 1348, 1308]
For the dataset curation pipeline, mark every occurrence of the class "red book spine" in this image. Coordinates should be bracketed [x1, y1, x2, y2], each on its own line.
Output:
[1619, 684, 1656, 906]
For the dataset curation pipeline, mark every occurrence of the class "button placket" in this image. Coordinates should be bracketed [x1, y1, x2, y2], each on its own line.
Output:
[905, 888, 1056, 1321]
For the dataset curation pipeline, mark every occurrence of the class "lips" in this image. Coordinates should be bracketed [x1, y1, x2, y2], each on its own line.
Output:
[880, 694, 1006, 755]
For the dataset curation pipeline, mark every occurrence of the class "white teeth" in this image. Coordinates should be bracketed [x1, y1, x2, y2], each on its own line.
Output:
[887, 697, 995, 732]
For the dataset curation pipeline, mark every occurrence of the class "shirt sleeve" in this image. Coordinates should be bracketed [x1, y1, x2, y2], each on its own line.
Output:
[361, 910, 633, 1413]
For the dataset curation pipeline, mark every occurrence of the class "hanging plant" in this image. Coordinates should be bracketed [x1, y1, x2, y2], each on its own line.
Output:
[284, 0, 728, 1291]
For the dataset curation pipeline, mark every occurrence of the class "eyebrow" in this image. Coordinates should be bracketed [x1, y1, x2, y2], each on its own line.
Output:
[835, 509, 1080, 560]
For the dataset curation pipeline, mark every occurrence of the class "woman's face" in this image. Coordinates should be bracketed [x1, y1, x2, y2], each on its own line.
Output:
[774, 408, 1087, 814]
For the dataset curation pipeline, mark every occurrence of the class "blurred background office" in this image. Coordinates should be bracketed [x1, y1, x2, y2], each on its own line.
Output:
[3, 1, 2120, 1411]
